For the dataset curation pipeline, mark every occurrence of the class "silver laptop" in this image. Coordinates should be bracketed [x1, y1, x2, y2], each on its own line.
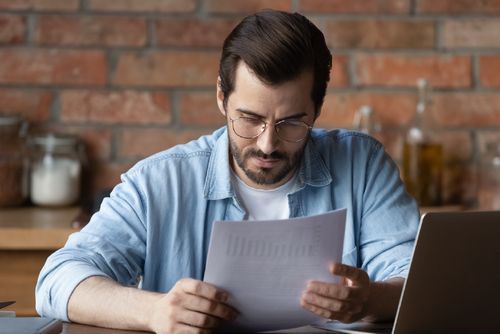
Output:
[317, 210, 500, 334]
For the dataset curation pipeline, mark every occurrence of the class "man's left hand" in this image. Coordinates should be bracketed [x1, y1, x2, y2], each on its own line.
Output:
[300, 263, 371, 323]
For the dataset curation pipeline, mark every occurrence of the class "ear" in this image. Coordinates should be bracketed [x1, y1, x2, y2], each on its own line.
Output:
[216, 77, 226, 117]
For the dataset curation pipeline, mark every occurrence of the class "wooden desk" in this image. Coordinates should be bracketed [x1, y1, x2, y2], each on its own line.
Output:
[61, 322, 325, 333]
[0, 206, 79, 316]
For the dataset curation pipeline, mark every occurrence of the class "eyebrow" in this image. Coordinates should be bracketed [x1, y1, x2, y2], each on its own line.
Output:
[235, 108, 307, 122]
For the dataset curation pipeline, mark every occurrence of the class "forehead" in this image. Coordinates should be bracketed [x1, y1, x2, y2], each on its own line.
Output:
[228, 62, 315, 119]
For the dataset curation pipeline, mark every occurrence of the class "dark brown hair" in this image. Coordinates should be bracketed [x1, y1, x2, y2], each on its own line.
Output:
[218, 10, 332, 117]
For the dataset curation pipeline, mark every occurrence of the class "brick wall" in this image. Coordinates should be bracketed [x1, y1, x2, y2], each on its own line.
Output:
[1, 0, 499, 206]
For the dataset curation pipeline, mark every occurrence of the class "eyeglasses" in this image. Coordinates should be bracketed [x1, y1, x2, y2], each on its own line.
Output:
[229, 116, 312, 143]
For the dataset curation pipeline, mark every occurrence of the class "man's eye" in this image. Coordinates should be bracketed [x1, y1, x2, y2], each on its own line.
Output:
[280, 120, 304, 127]
[242, 117, 263, 126]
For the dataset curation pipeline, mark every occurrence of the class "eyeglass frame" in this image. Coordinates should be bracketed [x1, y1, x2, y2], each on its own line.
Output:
[228, 115, 313, 143]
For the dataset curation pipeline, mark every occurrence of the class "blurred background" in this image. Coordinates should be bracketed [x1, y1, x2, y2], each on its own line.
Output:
[1, 0, 500, 317]
[1, 0, 500, 208]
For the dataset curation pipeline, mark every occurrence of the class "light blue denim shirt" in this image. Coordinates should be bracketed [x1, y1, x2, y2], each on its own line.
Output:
[36, 127, 419, 321]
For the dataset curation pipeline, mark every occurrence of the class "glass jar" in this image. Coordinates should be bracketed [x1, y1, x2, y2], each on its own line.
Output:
[0, 113, 28, 207]
[29, 134, 83, 207]
[478, 142, 500, 210]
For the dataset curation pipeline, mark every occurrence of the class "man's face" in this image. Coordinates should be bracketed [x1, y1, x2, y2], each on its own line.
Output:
[217, 62, 316, 190]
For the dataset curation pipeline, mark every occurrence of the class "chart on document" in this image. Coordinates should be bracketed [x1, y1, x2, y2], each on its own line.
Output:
[203, 208, 347, 332]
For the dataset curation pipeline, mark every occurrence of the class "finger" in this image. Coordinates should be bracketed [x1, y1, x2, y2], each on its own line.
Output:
[177, 278, 229, 302]
[301, 291, 362, 314]
[301, 300, 361, 324]
[181, 293, 239, 321]
[175, 309, 221, 329]
[305, 281, 365, 301]
[330, 263, 370, 286]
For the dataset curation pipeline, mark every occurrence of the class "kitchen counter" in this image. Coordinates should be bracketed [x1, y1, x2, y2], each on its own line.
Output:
[0, 206, 80, 316]
[0, 206, 79, 249]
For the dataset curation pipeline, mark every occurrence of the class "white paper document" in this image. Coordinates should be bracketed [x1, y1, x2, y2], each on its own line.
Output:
[203, 208, 347, 332]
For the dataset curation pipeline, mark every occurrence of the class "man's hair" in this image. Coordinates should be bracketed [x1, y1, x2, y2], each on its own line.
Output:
[218, 10, 332, 117]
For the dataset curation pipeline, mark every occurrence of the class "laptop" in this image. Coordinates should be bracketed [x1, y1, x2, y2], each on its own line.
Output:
[317, 210, 500, 334]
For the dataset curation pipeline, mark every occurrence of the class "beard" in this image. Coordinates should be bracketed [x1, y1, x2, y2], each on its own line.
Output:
[229, 136, 306, 186]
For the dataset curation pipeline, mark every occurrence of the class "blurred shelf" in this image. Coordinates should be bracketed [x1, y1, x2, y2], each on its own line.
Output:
[0, 206, 80, 316]
[419, 205, 465, 215]
[0, 206, 79, 250]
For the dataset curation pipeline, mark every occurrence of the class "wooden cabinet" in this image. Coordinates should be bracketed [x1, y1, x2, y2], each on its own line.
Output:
[0, 207, 79, 316]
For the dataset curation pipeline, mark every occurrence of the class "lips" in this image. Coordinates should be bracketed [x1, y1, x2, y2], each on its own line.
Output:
[252, 156, 283, 168]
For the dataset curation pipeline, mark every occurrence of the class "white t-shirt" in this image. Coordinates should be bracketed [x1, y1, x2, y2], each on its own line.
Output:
[231, 171, 296, 221]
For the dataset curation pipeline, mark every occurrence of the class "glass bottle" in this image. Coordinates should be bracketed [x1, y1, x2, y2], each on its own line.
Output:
[0, 113, 28, 207]
[353, 105, 382, 136]
[402, 79, 444, 207]
[478, 142, 500, 210]
[353, 105, 374, 135]
[29, 134, 83, 207]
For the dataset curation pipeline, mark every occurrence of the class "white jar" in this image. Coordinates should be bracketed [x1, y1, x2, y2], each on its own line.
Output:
[29, 134, 83, 207]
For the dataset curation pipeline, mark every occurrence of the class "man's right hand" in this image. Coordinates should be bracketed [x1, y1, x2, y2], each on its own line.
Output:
[148, 278, 239, 334]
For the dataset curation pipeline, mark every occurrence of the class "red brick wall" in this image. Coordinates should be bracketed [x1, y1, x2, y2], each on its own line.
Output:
[1, 0, 499, 206]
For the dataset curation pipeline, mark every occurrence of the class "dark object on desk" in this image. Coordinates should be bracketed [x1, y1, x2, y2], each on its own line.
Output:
[0, 317, 62, 334]
[71, 189, 112, 229]
[0, 301, 15, 309]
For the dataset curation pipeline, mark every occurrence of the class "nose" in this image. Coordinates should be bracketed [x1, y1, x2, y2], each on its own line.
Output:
[256, 124, 278, 155]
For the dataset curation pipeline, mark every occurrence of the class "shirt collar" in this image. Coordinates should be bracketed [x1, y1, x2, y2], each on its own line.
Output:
[203, 127, 332, 200]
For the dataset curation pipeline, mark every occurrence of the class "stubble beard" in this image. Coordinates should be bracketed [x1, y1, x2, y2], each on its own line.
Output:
[229, 135, 306, 186]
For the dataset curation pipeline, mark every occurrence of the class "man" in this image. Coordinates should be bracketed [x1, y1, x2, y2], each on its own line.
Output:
[36, 10, 419, 334]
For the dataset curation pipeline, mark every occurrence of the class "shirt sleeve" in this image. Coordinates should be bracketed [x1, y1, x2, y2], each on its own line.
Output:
[359, 142, 420, 282]
[35, 171, 147, 321]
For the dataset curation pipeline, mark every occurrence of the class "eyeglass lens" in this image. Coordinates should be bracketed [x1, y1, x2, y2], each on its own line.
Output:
[232, 117, 309, 142]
